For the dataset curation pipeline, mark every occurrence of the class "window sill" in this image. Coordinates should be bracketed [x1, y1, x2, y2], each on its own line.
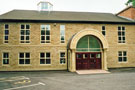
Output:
[2, 65, 10, 67]
[60, 43, 66, 44]
[40, 43, 51, 44]
[18, 64, 32, 66]
[39, 64, 51, 66]
[19, 43, 31, 45]
[118, 62, 128, 63]
[117, 43, 127, 45]
[60, 63, 66, 65]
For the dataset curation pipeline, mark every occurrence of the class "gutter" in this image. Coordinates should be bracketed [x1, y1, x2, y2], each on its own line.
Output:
[0, 19, 135, 25]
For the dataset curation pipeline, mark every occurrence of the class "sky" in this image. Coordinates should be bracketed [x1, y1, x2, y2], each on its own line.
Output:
[0, 0, 128, 15]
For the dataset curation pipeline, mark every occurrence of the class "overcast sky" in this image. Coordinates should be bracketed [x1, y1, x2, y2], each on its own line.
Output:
[0, 0, 128, 15]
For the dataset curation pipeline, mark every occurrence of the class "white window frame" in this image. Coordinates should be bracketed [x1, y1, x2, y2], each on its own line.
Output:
[102, 26, 106, 36]
[40, 25, 51, 43]
[60, 51, 66, 64]
[20, 24, 30, 43]
[19, 52, 31, 65]
[118, 26, 126, 43]
[60, 25, 65, 43]
[2, 52, 9, 65]
[40, 52, 51, 65]
[41, 2, 48, 9]
[4, 24, 9, 44]
[118, 51, 127, 63]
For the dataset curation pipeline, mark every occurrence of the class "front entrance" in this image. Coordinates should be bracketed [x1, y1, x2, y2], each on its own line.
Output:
[76, 52, 101, 70]
[69, 29, 108, 72]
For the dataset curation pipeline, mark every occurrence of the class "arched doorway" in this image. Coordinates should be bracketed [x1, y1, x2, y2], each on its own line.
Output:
[68, 29, 108, 72]
[76, 35, 102, 70]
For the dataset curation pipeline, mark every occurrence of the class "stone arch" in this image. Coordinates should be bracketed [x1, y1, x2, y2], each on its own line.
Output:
[70, 29, 108, 50]
[68, 29, 109, 72]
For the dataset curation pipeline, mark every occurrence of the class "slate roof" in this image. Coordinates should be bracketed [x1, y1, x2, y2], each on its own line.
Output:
[0, 10, 135, 23]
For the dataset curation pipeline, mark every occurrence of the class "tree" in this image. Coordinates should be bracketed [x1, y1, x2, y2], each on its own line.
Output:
[126, 0, 135, 7]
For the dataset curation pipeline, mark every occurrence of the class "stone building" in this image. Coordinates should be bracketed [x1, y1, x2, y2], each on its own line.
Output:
[0, 1, 135, 72]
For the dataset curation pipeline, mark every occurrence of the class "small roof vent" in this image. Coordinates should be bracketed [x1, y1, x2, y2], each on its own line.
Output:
[37, 0, 53, 11]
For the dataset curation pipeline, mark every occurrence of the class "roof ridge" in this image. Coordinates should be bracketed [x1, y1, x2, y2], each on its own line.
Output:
[4, 9, 113, 14]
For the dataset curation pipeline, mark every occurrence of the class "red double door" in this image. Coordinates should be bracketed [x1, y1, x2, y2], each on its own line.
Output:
[76, 52, 101, 70]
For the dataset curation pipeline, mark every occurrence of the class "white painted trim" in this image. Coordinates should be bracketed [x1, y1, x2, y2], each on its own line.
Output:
[118, 51, 128, 63]
[39, 52, 52, 65]
[59, 50, 66, 65]
[2, 52, 10, 66]
[40, 24, 51, 44]
[117, 26, 126, 44]
[60, 25, 65, 44]
[101, 25, 106, 37]
[3, 24, 9, 44]
[19, 24, 31, 44]
[18, 52, 31, 66]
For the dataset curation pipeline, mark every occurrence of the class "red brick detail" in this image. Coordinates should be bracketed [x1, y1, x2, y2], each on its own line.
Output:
[117, 6, 135, 20]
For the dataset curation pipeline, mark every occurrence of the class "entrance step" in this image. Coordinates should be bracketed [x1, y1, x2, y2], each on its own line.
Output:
[76, 70, 110, 75]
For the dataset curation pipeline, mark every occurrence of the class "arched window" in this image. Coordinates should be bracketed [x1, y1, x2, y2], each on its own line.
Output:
[76, 35, 101, 52]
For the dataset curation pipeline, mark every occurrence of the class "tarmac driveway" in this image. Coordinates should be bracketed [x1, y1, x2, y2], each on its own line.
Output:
[0, 68, 135, 90]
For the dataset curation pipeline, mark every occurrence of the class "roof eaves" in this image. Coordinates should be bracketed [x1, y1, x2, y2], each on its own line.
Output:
[0, 19, 135, 24]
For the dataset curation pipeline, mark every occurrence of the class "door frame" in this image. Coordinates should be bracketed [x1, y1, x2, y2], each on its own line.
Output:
[76, 52, 102, 70]
[68, 29, 108, 72]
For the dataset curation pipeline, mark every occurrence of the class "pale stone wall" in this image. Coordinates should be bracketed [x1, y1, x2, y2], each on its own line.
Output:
[107, 24, 135, 68]
[0, 46, 67, 71]
[0, 22, 135, 71]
